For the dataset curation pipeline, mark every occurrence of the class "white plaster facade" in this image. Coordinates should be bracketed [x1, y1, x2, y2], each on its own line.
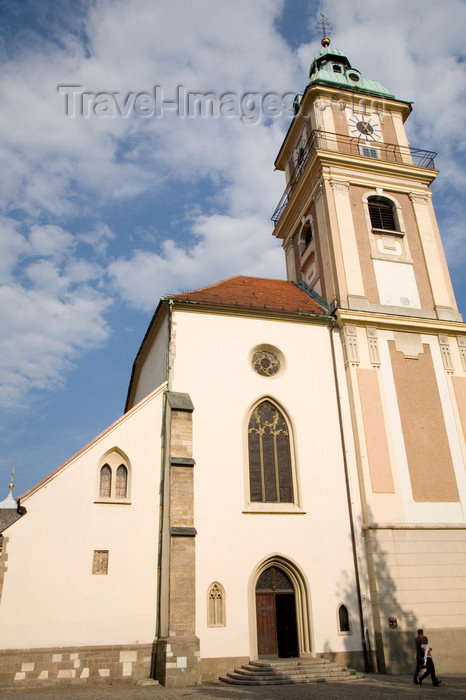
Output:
[2, 37, 466, 689]
[0, 385, 165, 649]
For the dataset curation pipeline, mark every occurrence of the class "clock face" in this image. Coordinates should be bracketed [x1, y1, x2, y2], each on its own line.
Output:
[347, 114, 382, 141]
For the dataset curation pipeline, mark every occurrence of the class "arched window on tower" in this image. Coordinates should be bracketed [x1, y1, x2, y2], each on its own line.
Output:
[299, 222, 313, 251]
[368, 196, 398, 231]
[248, 400, 294, 503]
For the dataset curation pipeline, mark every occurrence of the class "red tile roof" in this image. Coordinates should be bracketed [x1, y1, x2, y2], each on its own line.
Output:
[165, 276, 329, 316]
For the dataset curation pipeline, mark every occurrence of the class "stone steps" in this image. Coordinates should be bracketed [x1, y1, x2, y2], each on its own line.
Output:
[220, 658, 365, 686]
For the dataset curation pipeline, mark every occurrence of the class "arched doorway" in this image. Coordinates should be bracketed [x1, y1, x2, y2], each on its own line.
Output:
[255, 565, 299, 658]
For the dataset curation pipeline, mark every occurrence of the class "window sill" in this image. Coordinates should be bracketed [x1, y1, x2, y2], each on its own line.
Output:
[94, 498, 132, 505]
[371, 227, 404, 237]
[243, 503, 306, 514]
[370, 253, 413, 265]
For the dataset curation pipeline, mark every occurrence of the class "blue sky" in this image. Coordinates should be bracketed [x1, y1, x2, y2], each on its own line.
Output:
[1, 0, 465, 497]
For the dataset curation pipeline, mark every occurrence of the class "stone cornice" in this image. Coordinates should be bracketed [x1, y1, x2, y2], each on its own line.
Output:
[363, 522, 466, 530]
[334, 308, 466, 336]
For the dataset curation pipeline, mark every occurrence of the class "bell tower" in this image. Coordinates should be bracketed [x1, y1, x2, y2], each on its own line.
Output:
[272, 35, 466, 674]
[272, 37, 461, 323]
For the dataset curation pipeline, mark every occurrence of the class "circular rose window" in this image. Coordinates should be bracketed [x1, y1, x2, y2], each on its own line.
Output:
[251, 350, 280, 377]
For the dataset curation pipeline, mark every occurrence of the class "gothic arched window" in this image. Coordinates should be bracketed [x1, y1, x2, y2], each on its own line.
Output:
[99, 465, 112, 498]
[368, 196, 398, 231]
[248, 400, 294, 503]
[338, 604, 351, 634]
[207, 582, 225, 627]
[96, 449, 131, 503]
[115, 465, 128, 498]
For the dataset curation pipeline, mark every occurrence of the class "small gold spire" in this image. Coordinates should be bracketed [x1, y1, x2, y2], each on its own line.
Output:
[316, 12, 332, 48]
[9, 467, 14, 493]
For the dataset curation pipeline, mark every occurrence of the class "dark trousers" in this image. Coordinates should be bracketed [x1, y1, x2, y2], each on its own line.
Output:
[413, 659, 423, 682]
[419, 657, 440, 685]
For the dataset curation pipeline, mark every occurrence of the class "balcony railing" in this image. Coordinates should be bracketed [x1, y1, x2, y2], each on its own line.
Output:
[271, 130, 437, 226]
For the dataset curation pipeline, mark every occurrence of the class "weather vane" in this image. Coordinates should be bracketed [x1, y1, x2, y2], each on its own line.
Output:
[315, 12, 333, 48]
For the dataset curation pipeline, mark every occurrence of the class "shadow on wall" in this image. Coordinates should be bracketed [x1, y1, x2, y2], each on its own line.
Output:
[323, 506, 419, 675]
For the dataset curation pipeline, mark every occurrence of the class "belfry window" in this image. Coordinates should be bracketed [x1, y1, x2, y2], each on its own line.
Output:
[248, 400, 294, 503]
[300, 222, 313, 249]
[368, 197, 398, 231]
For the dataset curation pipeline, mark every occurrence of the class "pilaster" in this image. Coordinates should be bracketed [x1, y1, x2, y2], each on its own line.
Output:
[155, 392, 201, 688]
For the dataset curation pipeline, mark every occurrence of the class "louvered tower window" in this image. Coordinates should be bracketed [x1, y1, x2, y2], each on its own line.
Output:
[368, 197, 397, 231]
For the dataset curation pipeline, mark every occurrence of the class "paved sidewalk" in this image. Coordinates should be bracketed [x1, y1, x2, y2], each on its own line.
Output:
[2, 675, 466, 700]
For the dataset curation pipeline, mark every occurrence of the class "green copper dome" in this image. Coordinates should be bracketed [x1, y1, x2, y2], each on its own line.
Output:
[308, 43, 395, 99]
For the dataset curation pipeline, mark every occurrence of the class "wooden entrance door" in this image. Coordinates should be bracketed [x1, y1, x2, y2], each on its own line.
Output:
[256, 566, 299, 658]
[256, 593, 278, 655]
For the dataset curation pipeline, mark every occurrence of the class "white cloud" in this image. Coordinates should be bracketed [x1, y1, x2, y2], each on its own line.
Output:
[0, 216, 111, 406]
[0, 0, 465, 414]
[29, 224, 74, 260]
[0, 280, 111, 406]
[0, 218, 29, 283]
[109, 212, 284, 311]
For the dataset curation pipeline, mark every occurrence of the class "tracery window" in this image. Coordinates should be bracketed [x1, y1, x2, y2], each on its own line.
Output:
[248, 400, 293, 503]
[207, 582, 226, 627]
[256, 566, 294, 593]
[252, 350, 280, 377]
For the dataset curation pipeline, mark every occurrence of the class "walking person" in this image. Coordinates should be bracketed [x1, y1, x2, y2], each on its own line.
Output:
[413, 628, 424, 684]
[419, 636, 442, 687]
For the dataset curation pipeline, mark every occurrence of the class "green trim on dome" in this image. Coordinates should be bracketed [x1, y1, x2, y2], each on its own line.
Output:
[308, 45, 395, 99]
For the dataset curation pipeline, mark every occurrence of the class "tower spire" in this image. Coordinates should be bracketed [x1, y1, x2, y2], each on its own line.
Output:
[0, 467, 16, 509]
[315, 12, 333, 47]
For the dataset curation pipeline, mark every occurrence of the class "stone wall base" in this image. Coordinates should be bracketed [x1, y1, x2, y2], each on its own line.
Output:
[154, 635, 201, 687]
[0, 644, 152, 687]
[317, 649, 376, 673]
[201, 656, 249, 681]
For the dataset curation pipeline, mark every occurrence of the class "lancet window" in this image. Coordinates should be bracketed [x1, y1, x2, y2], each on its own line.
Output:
[207, 582, 225, 627]
[96, 449, 131, 503]
[248, 400, 294, 503]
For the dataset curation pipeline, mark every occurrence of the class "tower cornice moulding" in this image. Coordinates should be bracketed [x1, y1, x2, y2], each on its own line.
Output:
[334, 308, 466, 336]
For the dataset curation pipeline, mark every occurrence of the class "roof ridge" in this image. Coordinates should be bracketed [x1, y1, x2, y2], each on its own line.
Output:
[163, 275, 241, 298]
[164, 275, 291, 299]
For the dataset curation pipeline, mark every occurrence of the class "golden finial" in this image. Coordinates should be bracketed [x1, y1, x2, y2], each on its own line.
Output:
[9, 467, 14, 493]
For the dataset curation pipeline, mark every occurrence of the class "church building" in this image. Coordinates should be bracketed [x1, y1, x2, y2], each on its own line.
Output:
[1, 36, 466, 688]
